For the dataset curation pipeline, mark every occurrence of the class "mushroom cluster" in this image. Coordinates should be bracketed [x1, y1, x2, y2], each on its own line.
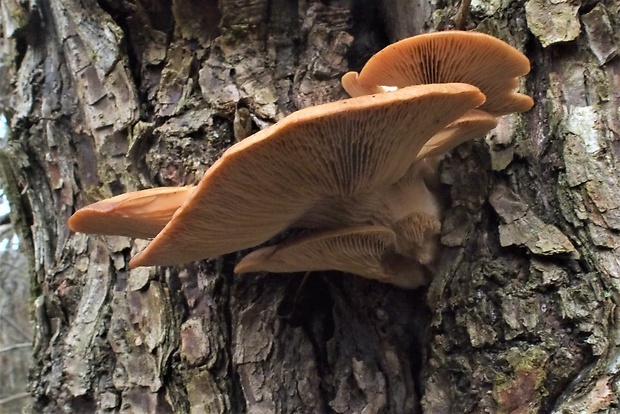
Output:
[69, 31, 533, 289]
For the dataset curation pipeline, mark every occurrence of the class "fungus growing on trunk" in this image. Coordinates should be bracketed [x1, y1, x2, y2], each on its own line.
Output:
[69, 31, 534, 289]
[128, 83, 485, 268]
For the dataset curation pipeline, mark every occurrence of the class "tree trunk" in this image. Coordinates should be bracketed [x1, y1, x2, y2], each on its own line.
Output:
[1, 0, 618, 412]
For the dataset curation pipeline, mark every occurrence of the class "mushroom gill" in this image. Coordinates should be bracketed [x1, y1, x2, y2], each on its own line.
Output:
[234, 225, 430, 289]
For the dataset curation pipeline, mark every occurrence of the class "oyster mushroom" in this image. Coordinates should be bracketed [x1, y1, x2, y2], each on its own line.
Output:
[128, 83, 486, 267]
[342, 31, 534, 116]
[67, 31, 538, 288]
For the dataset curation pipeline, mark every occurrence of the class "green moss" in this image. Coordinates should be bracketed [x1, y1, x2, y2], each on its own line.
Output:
[506, 346, 548, 374]
[493, 346, 549, 413]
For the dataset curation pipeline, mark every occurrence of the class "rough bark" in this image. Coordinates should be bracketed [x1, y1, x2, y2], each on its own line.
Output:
[0, 0, 618, 413]
[423, 2, 620, 412]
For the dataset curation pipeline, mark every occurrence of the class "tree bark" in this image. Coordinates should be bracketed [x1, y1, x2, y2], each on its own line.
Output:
[0, 0, 618, 413]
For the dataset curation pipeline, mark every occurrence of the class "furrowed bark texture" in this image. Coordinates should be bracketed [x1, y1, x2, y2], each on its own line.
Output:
[0, 0, 618, 413]
[422, 1, 620, 412]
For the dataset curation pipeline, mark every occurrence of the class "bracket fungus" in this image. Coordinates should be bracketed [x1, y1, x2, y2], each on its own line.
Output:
[69, 31, 533, 289]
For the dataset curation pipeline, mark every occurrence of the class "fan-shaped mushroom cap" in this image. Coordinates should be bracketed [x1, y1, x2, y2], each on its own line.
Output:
[352, 31, 534, 115]
[68, 186, 195, 239]
[234, 226, 429, 289]
[416, 109, 498, 160]
[414, 109, 495, 188]
[130, 83, 486, 268]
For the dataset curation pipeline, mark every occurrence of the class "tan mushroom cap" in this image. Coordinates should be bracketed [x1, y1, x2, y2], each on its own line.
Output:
[130, 83, 486, 268]
[353, 31, 534, 115]
[234, 226, 429, 289]
[416, 109, 498, 160]
[68, 186, 195, 239]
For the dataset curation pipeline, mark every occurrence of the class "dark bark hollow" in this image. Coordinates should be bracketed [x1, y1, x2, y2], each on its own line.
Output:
[0, 0, 618, 412]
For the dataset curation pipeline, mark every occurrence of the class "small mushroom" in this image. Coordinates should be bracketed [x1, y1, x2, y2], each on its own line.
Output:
[129, 83, 486, 267]
[234, 225, 430, 289]
[343, 31, 533, 116]
[68, 186, 195, 239]
[341, 71, 387, 98]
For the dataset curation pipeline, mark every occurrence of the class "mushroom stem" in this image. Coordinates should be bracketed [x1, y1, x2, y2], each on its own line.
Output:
[380, 163, 442, 224]
[392, 212, 441, 265]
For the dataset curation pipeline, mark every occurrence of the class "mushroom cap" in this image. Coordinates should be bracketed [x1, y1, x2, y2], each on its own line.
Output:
[130, 83, 486, 267]
[416, 109, 498, 160]
[354, 31, 534, 115]
[68, 186, 196, 239]
[234, 225, 429, 289]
